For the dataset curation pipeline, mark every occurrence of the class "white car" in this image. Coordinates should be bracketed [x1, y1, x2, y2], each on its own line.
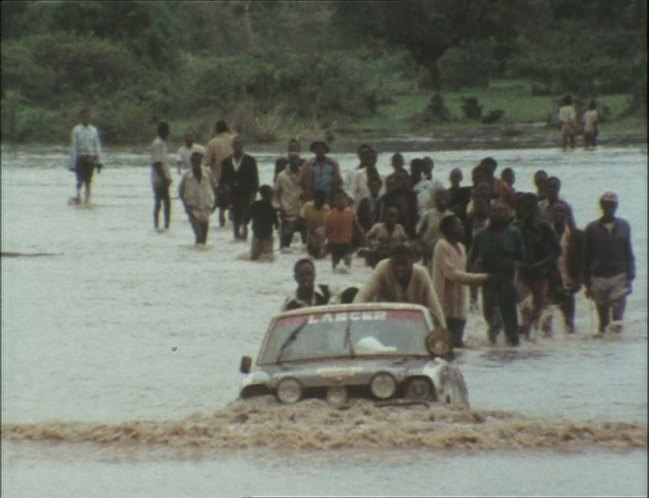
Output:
[239, 303, 469, 407]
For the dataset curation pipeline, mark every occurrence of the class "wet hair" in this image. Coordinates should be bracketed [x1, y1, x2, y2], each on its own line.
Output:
[214, 120, 229, 133]
[520, 192, 538, 206]
[439, 215, 461, 238]
[259, 184, 273, 198]
[533, 169, 548, 183]
[390, 243, 413, 259]
[293, 258, 315, 274]
[546, 176, 561, 187]
[410, 158, 424, 173]
[157, 121, 169, 137]
[391, 153, 404, 163]
[479, 157, 498, 174]
[357, 144, 372, 155]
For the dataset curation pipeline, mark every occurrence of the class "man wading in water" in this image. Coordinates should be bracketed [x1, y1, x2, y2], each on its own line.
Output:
[69, 108, 103, 205]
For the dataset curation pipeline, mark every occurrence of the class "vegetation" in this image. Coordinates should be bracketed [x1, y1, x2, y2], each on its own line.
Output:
[1, 1, 646, 146]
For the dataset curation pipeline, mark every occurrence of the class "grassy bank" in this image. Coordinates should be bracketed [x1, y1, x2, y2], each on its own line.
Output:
[2, 80, 645, 151]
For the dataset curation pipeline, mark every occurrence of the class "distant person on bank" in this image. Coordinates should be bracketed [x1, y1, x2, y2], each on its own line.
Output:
[150, 121, 173, 231]
[69, 108, 103, 205]
[558, 95, 577, 151]
[582, 100, 599, 150]
[178, 151, 215, 245]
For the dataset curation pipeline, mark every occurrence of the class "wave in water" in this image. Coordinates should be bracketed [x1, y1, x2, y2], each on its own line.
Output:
[2, 397, 646, 453]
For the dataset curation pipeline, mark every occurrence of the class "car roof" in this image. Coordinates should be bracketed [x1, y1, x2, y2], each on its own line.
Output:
[276, 302, 430, 319]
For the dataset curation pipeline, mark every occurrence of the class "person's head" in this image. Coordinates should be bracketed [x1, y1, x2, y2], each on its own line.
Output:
[334, 190, 348, 210]
[519, 193, 538, 222]
[384, 175, 398, 194]
[479, 157, 498, 176]
[433, 187, 449, 211]
[439, 215, 464, 243]
[357, 144, 371, 163]
[472, 192, 491, 216]
[157, 121, 170, 140]
[545, 176, 561, 202]
[368, 176, 383, 196]
[183, 132, 194, 148]
[259, 184, 273, 201]
[314, 189, 327, 208]
[449, 168, 463, 188]
[599, 192, 618, 219]
[80, 108, 91, 126]
[365, 149, 378, 168]
[385, 206, 400, 228]
[588, 100, 597, 110]
[391, 153, 404, 170]
[422, 156, 434, 179]
[293, 258, 315, 293]
[288, 138, 300, 153]
[310, 140, 329, 159]
[190, 151, 203, 172]
[562, 95, 572, 106]
[471, 165, 487, 186]
[232, 135, 243, 156]
[501, 167, 515, 187]
[551, 200, 570, 226]
[410, 158, 424, 183]
[389, 244, 414, 283]
[489, 200, 511, 224]
[214, 120, 229, 134]
[287, 152, 301, 171]
[533, 169, 548, 194]
[512, 191, 526, 219]
[473, 181, 492, 199]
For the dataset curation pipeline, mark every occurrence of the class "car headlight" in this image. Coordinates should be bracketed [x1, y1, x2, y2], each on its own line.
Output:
[276, 377, 303, 404]
[326, 386, 348, 407]
[370, 372, 397, 399]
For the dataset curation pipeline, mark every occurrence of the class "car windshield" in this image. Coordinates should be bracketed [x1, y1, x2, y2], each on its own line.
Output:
[259, 309, 430, 364]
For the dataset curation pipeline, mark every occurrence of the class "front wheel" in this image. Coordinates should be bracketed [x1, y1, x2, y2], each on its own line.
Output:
[405, 377, 433, 401]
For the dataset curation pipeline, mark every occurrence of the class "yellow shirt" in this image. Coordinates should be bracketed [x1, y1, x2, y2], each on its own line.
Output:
[300, 201, 330, 230]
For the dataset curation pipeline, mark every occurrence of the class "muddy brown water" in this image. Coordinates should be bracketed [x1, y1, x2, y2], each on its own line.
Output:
[2, 145, 646, 497]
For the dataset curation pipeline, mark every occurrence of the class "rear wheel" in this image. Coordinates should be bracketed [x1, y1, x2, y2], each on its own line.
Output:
[405, 377, 433, 401]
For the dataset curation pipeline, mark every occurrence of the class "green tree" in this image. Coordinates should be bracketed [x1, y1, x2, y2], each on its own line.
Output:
[334, 0, 525, 90]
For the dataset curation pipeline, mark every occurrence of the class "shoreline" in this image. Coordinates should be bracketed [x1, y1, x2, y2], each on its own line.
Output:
[2, 124, 646, 155]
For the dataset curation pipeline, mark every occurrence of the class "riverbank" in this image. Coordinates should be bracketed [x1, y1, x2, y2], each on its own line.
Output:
[3, 122, 646, 156]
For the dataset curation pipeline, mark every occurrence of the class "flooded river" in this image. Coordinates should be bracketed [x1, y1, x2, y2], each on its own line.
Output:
[1, 144, 647, 497]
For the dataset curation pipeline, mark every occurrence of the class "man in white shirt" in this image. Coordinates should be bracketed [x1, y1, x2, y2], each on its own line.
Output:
[69, 108, 103, 204]
[151, 121, 173, 231]
[176, 132, 205, 175]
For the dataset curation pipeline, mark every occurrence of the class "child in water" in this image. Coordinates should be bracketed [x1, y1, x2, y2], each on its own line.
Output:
[325, 190, 364, 272]
[245, 185, 279, 261]
[299, 189, 330, 259]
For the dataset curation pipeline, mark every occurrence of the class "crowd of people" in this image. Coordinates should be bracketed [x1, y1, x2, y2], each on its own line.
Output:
[69, 111, 634, 355]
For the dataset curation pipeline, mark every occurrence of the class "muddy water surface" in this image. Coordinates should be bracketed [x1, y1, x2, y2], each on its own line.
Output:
[2, 145, 647, 497]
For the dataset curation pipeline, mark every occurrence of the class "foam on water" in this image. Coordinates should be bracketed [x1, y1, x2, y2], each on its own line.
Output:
[3, 397, 646, 454]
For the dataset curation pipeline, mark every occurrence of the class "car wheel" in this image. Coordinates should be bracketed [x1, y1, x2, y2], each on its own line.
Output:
[370, 372, 397, 399]
[276, 377, 303, 404]
[326, 386, 348, 407]
[405, 377, 433, 401]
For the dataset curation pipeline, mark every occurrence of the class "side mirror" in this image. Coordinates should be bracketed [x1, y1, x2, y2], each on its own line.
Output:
[425, 327, 452, 358]
[240, 355, 252, 374]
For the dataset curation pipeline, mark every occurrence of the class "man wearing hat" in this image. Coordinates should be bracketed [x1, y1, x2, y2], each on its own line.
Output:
[582, 192, 635, 335]
[299, 140, 343, 206]
[178, 151, 216, 245]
